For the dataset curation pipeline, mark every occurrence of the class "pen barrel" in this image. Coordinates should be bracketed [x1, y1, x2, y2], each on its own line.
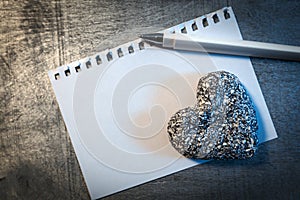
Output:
[165, 36, 300, 61]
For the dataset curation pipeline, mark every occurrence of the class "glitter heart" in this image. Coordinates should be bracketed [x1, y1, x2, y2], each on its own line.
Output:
[167, 71, 259, 160]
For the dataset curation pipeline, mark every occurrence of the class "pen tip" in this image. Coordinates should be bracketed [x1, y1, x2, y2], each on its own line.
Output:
[138, 33, 164, 42]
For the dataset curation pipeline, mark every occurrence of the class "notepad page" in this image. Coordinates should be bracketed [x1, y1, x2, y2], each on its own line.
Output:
[48, 7, 277, 199]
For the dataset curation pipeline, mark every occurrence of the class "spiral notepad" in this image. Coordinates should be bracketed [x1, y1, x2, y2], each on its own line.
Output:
[49, 7, 277, 199]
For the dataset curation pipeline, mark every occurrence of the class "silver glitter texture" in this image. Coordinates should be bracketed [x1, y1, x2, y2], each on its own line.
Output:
[167, 71, 259, 160]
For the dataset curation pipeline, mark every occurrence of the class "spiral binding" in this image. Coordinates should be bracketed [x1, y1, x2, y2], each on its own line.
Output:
[51, 7, 232, 81]
[52, 40, 147, 81]
[167, 7, 231, 34]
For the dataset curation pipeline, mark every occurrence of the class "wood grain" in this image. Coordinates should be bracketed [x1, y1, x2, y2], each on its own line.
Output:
[0, 0, 299, 199]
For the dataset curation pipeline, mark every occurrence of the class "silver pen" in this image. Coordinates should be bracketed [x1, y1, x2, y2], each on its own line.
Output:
[140, 33, 300, 62]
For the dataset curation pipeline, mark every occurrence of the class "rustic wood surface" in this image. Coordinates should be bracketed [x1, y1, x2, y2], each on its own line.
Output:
[0, 0, 299, 199]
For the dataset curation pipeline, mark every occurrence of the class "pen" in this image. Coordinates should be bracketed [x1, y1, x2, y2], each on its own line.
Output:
[140, 33, 300, 62]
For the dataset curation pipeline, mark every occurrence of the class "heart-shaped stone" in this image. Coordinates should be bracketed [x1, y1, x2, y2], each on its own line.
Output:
[167, 71, 258, 160]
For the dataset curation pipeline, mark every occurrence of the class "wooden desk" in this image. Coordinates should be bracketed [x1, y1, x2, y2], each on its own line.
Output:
[0, 0, 299, 199]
